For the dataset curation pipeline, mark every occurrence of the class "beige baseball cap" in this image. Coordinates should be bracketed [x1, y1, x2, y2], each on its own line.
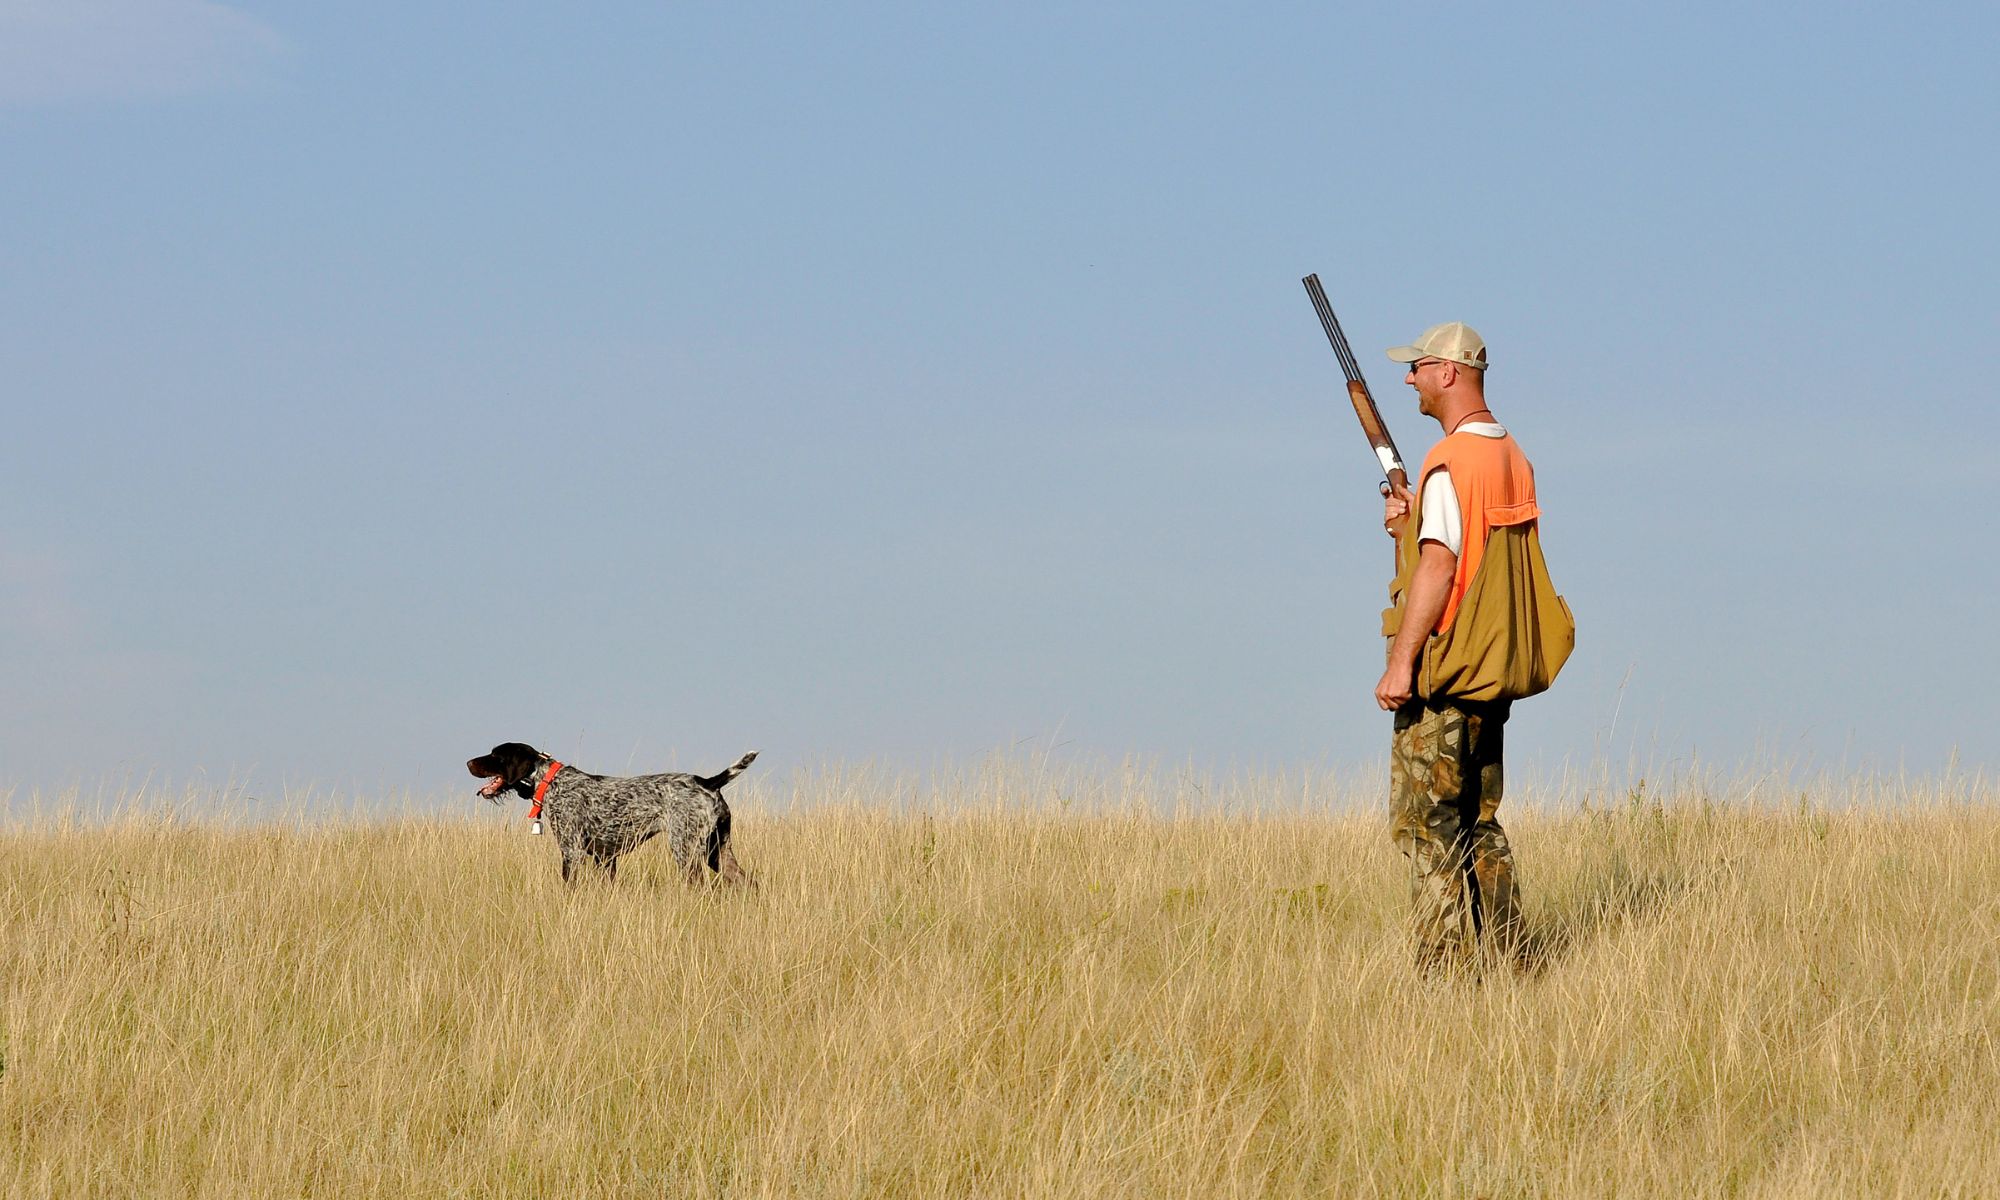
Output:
[1386, 322, 1488, 371]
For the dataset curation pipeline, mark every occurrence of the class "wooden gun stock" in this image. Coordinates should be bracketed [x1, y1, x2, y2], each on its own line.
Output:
[1348, 381, 1408, 498]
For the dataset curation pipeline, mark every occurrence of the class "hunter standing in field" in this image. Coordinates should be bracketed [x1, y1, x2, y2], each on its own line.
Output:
[1376, 322, 1572, 971]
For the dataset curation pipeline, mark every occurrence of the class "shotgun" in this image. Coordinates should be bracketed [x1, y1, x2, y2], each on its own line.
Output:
[1301, 273, 1407, 498]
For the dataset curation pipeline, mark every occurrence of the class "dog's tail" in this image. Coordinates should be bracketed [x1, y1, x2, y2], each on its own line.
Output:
[700, 751, 758, 791]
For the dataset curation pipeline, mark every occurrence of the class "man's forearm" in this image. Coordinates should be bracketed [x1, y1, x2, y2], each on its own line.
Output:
[1373, 542, 1455, 710]
[1388, 544, 1456, 667]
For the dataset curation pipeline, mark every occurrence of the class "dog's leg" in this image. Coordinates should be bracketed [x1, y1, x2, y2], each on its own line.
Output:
[702, 808, 753, 888]
[715, 840, 755, 889]
[559, 834, 588, 887]
[685, 838, 713, 887]
[670, 825, 711, 887]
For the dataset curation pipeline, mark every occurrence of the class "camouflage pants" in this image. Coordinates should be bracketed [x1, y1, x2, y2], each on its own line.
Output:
[1389, 698, 1521, 969]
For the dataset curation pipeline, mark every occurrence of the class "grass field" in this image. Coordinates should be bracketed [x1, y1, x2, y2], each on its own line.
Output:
[3, 766, 1996, 1197]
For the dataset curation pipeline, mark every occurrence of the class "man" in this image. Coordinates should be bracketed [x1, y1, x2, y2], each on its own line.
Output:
[1375, 321, 1546, 971]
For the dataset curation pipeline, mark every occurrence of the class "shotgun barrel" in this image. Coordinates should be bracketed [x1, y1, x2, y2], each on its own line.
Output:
[1302, 273, 1407, 497]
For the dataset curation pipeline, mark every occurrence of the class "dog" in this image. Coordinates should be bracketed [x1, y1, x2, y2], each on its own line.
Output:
[466, 742, 757, 886]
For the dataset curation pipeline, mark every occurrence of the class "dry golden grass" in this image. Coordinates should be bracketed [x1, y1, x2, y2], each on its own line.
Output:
[3, 766, 1997, 1197]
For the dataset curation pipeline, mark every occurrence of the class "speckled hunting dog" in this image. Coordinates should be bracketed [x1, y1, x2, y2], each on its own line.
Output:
[466, 743, 757, 886]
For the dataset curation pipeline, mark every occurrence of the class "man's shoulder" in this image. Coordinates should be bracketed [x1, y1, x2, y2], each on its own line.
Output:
[1424, 428, 1536, 493]
[1423, 426, 1512, 465]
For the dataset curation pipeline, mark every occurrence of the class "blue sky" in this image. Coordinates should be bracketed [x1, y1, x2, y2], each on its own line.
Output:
[3, 2, 1994, 802]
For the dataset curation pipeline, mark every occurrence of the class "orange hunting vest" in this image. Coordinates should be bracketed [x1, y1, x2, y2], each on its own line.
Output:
[1418, 431, 1539, 633]
[1384, 430, 1574, 702]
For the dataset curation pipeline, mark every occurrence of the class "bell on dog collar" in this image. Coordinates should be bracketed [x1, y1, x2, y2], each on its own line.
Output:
[529, 819, 544, 836]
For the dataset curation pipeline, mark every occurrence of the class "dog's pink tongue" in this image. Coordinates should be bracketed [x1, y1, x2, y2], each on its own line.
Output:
[479, 777, 504, 799]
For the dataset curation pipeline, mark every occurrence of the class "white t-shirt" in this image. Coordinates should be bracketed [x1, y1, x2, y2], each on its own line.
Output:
[1417, 423, 1507, 556]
